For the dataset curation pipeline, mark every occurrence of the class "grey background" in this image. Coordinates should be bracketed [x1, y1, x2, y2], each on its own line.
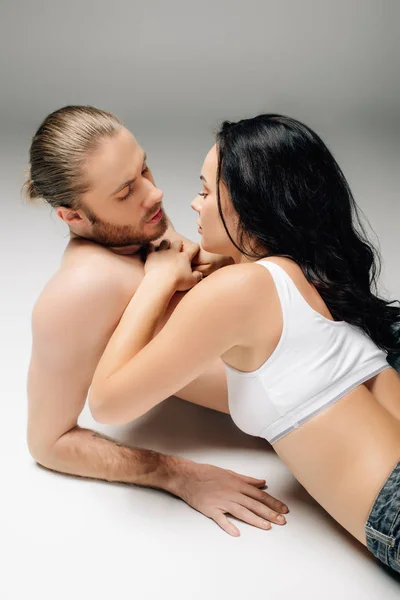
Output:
[1, 1, 400, 599]
[2, 0, 399, 298]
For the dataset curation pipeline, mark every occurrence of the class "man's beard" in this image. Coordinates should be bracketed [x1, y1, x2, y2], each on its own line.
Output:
[81, 203, 168, 248]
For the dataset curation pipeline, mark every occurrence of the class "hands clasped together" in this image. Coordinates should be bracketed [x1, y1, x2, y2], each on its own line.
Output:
[145, 239, 232, 290]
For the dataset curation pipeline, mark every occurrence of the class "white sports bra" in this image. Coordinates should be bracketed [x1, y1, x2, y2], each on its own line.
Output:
[224, 260, 390, 444]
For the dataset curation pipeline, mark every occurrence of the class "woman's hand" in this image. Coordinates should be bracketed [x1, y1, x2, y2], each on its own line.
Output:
[144, 239, 203, 292]
[192, 248, 234, 277]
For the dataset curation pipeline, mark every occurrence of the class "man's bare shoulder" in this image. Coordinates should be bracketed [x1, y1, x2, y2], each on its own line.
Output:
[32, 242, 145, 336]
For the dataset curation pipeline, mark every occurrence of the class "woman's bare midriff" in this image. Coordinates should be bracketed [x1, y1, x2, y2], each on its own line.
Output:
[273, 368, 400, 544]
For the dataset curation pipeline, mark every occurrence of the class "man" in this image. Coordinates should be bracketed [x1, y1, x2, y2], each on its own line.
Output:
[27, 106, 288, 535]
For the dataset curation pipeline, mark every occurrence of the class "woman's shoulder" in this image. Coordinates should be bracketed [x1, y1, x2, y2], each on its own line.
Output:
[196, 261, 277, 305]
[173, 261, 283, 342]
[206, 256, 304, 286]
[254, 256, 313, 288]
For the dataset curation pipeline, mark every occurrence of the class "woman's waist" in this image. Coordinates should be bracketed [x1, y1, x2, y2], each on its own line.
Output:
[273, 385, 400, 543]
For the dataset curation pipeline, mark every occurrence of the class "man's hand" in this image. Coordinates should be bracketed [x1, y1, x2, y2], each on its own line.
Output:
[170, 460, 289, 537]
[191, 246, 234, 277]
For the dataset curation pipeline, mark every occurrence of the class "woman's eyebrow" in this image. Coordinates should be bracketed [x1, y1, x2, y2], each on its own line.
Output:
[200, 174, 207, 182]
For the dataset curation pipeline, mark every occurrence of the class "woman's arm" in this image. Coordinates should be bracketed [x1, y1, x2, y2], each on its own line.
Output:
[89, 264, 253, 425]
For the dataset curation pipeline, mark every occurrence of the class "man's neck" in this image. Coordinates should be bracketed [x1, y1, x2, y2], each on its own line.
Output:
[107, 244, 143, 256]
[69, 232, 143, 257]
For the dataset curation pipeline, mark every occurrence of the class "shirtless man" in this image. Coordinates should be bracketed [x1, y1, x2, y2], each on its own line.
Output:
[26, 105, 288, 533]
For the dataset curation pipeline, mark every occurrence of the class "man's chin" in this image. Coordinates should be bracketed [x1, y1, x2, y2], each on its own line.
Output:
[85, 215, 168, 249]
[149, 214, 168, 241]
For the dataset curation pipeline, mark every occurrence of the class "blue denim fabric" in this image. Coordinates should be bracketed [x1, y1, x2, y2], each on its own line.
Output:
[387, 322, 400, 373]
[365, 461, 400, 575]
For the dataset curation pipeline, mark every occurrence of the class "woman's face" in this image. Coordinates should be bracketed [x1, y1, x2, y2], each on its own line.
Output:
[191, 145, 239, 257]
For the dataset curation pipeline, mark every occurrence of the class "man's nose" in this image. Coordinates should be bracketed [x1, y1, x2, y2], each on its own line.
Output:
[144, 183, 163, 208]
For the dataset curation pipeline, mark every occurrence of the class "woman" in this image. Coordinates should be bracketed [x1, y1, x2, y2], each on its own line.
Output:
[89, 114, 400, 574]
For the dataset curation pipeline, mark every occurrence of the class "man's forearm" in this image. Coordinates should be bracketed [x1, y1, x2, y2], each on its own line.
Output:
[38, 425, 189, 494]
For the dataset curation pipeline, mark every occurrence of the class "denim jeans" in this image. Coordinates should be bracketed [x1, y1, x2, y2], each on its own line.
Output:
[364, 323, 400, 573]
[365, 461, 400, 574]
[387, 322, 400, 373]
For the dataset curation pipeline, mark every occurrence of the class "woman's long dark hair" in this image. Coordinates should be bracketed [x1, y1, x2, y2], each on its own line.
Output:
[216, 114, 400, 361]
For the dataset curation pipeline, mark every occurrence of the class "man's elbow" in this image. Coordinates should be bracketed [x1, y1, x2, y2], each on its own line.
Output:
[27, 424, 77, 470]
[27, 434, 58, 470]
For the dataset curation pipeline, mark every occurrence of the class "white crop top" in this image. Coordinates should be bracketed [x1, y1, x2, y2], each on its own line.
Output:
[224, 260, 390, 445]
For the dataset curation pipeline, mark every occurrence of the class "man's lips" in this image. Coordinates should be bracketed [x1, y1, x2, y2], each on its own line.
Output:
[147, 208, 163, 223]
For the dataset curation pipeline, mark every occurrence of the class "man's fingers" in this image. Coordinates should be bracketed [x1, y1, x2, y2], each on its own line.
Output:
[226, 470, 267, 487]
[212, 512, 241, 537]
[226, 504, 272, 531]
[236, 494, 287, 525]
[240, 485, 289, 514]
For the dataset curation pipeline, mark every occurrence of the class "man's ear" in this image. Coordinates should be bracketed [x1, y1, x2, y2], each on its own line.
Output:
[56, 206, 84, 225]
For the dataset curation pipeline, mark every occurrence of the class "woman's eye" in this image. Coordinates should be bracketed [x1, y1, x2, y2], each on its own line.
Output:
[142, 165, 149, 175]
[198, 192, 208, 198]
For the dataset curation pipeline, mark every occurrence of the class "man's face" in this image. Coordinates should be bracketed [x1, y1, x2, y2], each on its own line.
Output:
[78, 127, 168, 248]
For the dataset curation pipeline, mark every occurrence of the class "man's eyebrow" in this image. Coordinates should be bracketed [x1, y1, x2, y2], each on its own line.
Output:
[111, 152, 148, 196]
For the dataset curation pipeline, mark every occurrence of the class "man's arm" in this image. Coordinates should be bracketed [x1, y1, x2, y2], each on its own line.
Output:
[27, 266, 189, 491]
[27, 263, 288, 535]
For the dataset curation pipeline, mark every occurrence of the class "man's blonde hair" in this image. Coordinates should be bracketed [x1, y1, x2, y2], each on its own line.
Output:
[24, 105, 122, 208]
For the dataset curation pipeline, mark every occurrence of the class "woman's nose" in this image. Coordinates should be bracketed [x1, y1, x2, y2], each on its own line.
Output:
[191, 195, 201, 213]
